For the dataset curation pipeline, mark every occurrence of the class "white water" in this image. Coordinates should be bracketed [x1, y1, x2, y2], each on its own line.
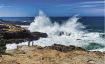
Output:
[28, 11, 85, 37]
[6, 11, 105, 51]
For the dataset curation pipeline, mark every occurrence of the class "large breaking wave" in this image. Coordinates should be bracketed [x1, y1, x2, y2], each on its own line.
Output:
[28, 11, 85, 37]
[6, 11, 105, 52]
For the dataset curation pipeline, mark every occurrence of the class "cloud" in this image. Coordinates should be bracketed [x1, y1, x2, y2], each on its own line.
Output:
[77, 1, 104, 8]
[58, 1, 104, 8]
[80, 8, 104, 16]
[57, 1, 104, 16]
[0, 4, 12, 8]
[79, 5, 97, 8]
[78, 1, 104, 16]
[81, 1, 104, 4]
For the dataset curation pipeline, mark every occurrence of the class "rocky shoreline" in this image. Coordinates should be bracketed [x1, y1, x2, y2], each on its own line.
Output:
[0, 44, 104, 64]
[0, 24, 105, 64]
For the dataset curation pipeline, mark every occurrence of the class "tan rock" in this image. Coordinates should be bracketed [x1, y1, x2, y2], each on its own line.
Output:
[1, 45, 105, 64]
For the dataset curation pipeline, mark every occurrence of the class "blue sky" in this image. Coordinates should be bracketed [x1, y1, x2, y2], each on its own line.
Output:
[0, 0, 104, 17]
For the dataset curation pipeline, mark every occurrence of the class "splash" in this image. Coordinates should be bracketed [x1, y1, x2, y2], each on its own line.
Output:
[6, 11, 105, 51]
[28, 11, 105, 51]
[28, 11, 85, 37]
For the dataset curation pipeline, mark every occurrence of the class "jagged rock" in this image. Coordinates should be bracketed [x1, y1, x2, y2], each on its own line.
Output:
[0, 24, 48, 40]
[0, 24, 48, 47]
[0, 24, 32, 39]
[44, 44, 86, 52]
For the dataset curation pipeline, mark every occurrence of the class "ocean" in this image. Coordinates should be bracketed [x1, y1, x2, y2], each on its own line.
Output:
[0, 16, 104, 32]
[1, 11, 105, 52]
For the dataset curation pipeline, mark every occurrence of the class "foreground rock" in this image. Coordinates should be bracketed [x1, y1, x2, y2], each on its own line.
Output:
[0, 44, 104, 64]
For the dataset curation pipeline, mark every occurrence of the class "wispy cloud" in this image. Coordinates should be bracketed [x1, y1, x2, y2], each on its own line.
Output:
[58, 1, 104, 8]
[81, 1, 104, 4]
[79, 5, 97, 8]
[78, 1, 104, 8]
[56, 1, 104, 16]
[0, 4, 12, 8]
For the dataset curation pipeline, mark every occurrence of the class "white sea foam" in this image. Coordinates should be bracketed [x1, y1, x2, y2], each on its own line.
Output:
[6, 11, 105, 52]
[90, 48, 105, 52]
[6, 43, 17, 50]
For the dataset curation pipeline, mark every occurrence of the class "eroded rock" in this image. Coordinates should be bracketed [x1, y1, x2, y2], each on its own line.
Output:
[44, 44, 86, 52]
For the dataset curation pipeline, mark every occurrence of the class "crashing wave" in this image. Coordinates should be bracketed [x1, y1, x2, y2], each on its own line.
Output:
[28, 11, 86, 37]
[6, 11, 105, 51]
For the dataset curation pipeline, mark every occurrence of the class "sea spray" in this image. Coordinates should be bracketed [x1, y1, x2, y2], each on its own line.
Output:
[6, 11, 105, 51]
[28, 11, 85, 37]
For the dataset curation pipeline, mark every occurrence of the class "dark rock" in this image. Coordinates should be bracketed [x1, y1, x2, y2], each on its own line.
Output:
[0, 24, 48, 47]
[2, 31, 31, 39]
[0, 24, 34, 39]
[31, 32, 48, 38]
[0, 24, 48, 40]
[5, 39, 25, 44]
[76, 39, 82, 40]
[100, 33, 105, 38]
[44, 44, 86, 52]
[0, 39, 6, 54]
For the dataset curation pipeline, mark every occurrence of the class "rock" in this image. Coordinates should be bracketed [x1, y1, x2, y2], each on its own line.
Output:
[92, 51, 104, 56]
[0, 24, 49, 48]
[2, 45, 104, 64]
[99, 33, 105, 38]
[0, 24, 32, 39]
[31, 32, 48, 38]
[0, 24, 48, 40]
[0, 39, 6, 54]
[44, 44, 86, 52]
[87, 60, 96, 64]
